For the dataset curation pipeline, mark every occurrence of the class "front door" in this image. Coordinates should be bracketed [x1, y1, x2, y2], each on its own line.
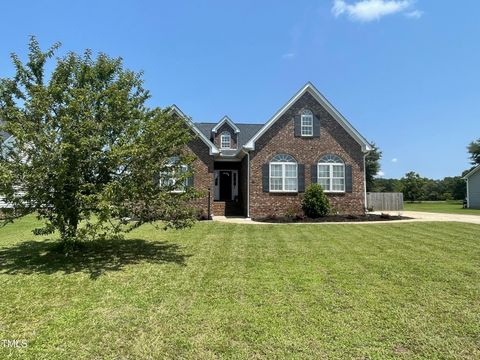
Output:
[219, 171, 232, 201]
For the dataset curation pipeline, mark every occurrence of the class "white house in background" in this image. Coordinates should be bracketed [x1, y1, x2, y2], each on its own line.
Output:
[464, 165, 480, 209]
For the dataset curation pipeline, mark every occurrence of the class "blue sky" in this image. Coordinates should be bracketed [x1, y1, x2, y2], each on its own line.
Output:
[1, 0, 479, 179]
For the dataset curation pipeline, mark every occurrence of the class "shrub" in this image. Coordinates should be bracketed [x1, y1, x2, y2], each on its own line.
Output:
[301, 184, 331, 218]
[285, 206, 302, 218]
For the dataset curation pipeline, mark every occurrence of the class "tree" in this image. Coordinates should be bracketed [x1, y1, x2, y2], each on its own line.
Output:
[467, 138, 480, 165]
[365, 142, 382, 192]
[401, 172, 425, 202]
[0, 37, 199, 247]
[371, 178, 403, 193]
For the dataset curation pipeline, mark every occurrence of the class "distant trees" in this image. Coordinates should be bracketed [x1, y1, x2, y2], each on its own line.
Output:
[467, 138, 480, 165]
[372, 178, 403, 193]
[371, 174, 466, 202]
[401, 172, 425, 202]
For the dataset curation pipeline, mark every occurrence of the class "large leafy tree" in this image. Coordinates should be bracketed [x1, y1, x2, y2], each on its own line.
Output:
[365, 142, 382, 192]
[0, 38, 198, 246]
[401, 171, 425, 202]
[467, 138, 480, 165]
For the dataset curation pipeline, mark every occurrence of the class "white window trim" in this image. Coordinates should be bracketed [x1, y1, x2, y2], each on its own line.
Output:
[301, 111, 313, 137]
[318, 162, 345, 193]
[161, 163, 189, 193]
[269, 162, 298, 193]
[220, 132, 231, 149]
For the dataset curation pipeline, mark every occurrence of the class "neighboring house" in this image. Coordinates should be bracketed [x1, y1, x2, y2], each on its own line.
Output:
[463, 165, 480, 209]
[0, 123, 14, 208]
[175, 82, 372, 218]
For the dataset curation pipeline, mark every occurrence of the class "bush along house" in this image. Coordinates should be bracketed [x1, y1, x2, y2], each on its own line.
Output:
[172, 82, 372, 218]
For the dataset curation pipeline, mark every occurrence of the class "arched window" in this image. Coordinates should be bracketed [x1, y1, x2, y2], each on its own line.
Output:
[318, 154, 345, 192]
[220, 132, 231, 149]
[270, 154, 297, 192]
[301, 109, 313, 137]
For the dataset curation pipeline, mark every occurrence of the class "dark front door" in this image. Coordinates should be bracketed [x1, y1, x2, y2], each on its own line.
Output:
[219, 171, 232, 201]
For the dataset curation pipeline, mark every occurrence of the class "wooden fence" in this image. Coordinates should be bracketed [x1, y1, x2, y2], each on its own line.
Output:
[367, 192, 404, 211]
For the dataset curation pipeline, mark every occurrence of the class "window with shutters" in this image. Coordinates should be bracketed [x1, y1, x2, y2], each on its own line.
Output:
[318, 154, 345, 192]
[159, 156, 189, 193]
[270, 154, 298, 192]
[220, 132, 231, 149]
[300, 109, 313, 137]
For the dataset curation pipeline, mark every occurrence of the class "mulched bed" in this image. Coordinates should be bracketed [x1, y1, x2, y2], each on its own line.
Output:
[253, 213, 412, 223]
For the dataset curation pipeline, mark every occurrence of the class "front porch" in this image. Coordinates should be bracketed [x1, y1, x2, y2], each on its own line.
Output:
[212, 160, 248, 217]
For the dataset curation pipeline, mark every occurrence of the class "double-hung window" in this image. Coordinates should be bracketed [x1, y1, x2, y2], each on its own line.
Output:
[160, 157, 189, 192]
[301, 109, 313, 137]
[269, 154, 298, 192]
[318, 154, 345, 192]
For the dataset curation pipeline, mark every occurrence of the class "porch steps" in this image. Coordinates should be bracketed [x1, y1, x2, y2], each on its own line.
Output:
[212, 201, 243, 216]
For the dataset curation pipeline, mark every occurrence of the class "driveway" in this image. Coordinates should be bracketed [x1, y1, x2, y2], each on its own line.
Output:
[380, 211, 480, 225]
[213, 211, 480, 225]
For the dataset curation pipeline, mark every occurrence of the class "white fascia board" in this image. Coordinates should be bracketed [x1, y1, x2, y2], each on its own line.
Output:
[463, 165, 480, 179]
[211, 116, 241, 134]
[245, 82, 372, 153]
[169, 105, 220, 155]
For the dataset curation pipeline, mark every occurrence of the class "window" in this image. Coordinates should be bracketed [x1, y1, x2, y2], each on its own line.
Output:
[301, 109, 313, 137]
[220, 132, 231, 149]
[318, 154, 345, 192]
[160, 157, 189, 192]
[270, 154, 298, 192]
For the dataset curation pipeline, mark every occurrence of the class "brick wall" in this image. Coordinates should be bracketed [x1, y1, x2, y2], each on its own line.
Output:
[249, 91, 366, 218]
[187, 137, 214, 217]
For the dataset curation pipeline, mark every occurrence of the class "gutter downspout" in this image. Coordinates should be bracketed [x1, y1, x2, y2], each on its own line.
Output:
[466, 178, 469, 209]
[363, 152, 369, 213]
[241, 148, 251, 218]
[247, 151, 250, 218]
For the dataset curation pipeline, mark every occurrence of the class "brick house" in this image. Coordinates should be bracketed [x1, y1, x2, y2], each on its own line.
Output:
[173, 82, 372, 218]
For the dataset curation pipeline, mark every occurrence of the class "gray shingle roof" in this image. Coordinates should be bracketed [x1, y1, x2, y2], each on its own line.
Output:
[0, 120, 10, 141]
[194, 122, 263, 149]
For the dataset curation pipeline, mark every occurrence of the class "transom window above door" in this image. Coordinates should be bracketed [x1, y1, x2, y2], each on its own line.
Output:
[220, 132, 231, 149]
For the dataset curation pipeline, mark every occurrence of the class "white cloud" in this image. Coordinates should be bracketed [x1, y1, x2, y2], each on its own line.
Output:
[282, 53, 296, 59]
[375, 170, 385, 178]
[391, 158, 398, 163]
[405, 9, 423, 19]
[332, 0, 416, 22]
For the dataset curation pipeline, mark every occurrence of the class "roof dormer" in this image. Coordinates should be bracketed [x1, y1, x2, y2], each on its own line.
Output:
[211, 116, 240, 134]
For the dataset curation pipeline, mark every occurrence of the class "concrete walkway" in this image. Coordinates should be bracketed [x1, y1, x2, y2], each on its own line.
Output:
[212, 211, 480, 225]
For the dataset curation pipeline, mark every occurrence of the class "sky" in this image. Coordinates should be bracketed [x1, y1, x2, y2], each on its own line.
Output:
[1, 0, 479, 179]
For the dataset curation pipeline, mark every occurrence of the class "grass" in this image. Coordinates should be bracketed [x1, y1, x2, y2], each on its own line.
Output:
[1, 216, 479, 359]
[404, 200, 480, 215]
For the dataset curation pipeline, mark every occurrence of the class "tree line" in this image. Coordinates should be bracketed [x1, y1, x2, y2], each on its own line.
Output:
[366, 139, 480, 202]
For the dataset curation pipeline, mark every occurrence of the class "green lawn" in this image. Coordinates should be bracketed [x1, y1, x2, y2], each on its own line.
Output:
[1, 217, 479, 359]
[404, 200, 480, 215]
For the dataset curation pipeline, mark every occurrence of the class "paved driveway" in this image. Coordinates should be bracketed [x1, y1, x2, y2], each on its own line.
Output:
[213, 211, 480, 225]
[382, 211, 480, 225]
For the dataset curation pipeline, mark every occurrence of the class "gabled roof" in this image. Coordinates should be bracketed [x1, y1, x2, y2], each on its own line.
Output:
[211, 116, 240, 134]
[195, 122, 263, 150]
[244, 82, 372, 153]
[463, 165, 480, 179]
[169, 105, 220, 155]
